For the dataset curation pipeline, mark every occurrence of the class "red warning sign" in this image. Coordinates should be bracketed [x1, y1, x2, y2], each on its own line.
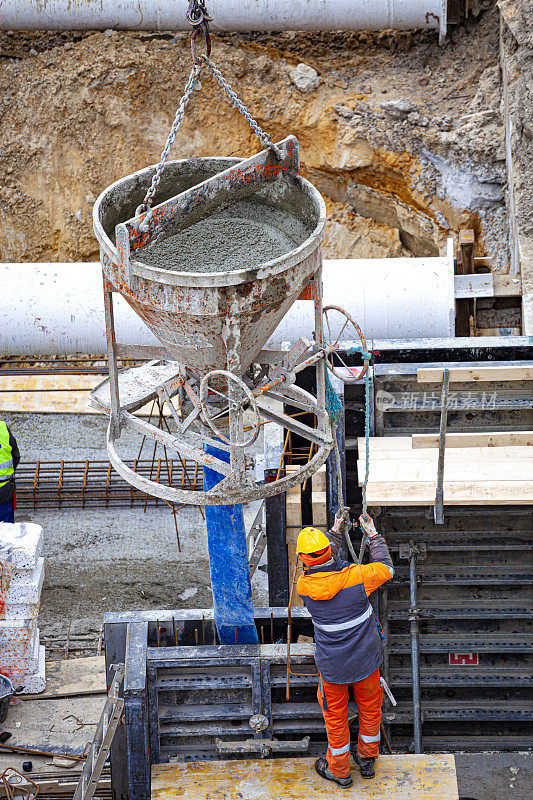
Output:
[449, 652, 479, 665]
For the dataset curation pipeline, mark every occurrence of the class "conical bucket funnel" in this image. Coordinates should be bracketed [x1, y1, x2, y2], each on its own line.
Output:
[93, 148, 326, 375]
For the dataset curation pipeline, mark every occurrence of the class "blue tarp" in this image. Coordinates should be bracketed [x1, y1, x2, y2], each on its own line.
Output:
[203, 442, 259, 644]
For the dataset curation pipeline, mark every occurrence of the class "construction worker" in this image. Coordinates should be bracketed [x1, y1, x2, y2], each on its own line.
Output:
[297, 510, 393, 787]
[0, 421, 20, 524]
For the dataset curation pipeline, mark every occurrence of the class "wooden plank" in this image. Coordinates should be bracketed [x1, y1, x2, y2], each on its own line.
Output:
[358, 446, 533, 461]
[21, 656, 106, 700]
[357, 458, 533, 483]
[0, 376, 96, 413]
[365, 481, 533, 506]
[454, 273, 493, 299]
[311, 466, 327, 528]
[285, 465, 303, 495]
[357, 437, 413, 451]
[286, 495, 302, 528]
[417, 366, 533, 383]
[284, 466, 303, 606]
[0, 776, 110, 797]
[478, 327, 522, 336]
[0, 391, 97, 414]
[493, 274, 522, 296]
[412, 431, 533, 448]
[0, 375, 169, 415]
[311, 465, 326, 493]
[0, 375, 99, 391]
[285, 466, 302, 533]
[311, 490, 327, 527]
[0, 390, 162, 415]
[152, 754, 459, 799]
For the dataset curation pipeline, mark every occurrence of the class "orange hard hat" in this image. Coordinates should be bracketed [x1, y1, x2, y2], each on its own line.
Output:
[297, 527, 330, 555]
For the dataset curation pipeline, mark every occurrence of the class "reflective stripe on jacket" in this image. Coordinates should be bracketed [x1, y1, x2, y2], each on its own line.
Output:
[297, 531, 393, 684]
[0, 422, 14, 487]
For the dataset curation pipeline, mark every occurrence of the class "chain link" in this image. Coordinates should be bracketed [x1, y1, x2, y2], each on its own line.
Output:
[137, 64, 201, 221]
[201, 55, 283, 160]
[187, 0, 213, 27]
[137, 54, 281, 225]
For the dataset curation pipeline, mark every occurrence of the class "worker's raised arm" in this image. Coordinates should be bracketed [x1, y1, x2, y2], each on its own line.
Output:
[358, 515, 394, 596]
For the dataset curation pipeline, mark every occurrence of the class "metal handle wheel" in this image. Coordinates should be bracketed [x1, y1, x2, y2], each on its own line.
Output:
[322, 305, 369, 384]
[199, 369, 261, 448]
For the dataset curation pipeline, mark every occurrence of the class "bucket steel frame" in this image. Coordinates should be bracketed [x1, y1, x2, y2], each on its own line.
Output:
[92, 271, 333, 506]
[91, 146, 336, 506]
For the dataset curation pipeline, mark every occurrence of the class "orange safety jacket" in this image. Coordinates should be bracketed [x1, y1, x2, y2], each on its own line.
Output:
[297, 529, 393, 684]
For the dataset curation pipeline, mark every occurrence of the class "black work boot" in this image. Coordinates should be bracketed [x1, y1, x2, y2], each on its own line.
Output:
[314, 757, 353, 788]
[354, 751, 376, 779]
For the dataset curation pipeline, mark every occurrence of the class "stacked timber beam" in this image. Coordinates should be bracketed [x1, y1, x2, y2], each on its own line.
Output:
[358, 435, 533, 505]
[0, 374, 164, 415]
[286, 465, 328, 607]
[362, 364, 533, 506]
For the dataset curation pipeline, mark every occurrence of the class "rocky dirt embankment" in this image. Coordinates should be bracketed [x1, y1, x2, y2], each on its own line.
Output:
[0, 7, 511, 268]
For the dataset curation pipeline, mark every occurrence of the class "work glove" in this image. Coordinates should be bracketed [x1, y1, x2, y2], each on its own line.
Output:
[359, 513, 378, 538]
[332, 506, 350, 533]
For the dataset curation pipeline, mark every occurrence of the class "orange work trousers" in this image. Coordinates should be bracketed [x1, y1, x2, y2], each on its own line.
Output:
[317, 668, 383, 778]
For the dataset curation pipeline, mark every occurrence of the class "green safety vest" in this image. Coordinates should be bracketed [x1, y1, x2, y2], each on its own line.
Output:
[0, 421, 14, 487]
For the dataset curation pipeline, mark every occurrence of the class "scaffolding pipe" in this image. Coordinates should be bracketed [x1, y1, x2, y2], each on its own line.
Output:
[409, 548, 422, 754]
[0, 252, 455, 356]
[0, 1, 447, 41]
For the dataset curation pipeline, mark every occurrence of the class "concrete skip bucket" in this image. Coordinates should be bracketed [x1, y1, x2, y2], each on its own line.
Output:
[91, 137, 367, 505]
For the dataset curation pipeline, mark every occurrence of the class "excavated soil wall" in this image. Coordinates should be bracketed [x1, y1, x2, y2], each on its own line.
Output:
[0, 7, 512, 271]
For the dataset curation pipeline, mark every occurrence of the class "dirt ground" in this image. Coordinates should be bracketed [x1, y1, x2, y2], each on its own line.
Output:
[0, 4, 523, 273]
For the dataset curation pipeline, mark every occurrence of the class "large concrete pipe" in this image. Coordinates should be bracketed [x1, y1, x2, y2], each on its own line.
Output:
[0, 249, 454, 356]
[1, 1, 448, 41]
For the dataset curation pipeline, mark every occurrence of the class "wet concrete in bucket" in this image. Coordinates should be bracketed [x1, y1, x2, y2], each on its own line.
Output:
[136, 202, 311, 274]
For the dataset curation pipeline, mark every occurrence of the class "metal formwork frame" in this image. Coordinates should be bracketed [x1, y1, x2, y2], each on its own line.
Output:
[104, 608, 317, 800]
[359, 340, 533, 756]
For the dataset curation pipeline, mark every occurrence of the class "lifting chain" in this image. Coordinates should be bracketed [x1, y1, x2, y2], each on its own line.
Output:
[137, 0, 280, 223]
[186, 0, 213, 28]
[200, 56, 283, 160]
[325, 338, 372, 564]
[136, 65, 200, 219]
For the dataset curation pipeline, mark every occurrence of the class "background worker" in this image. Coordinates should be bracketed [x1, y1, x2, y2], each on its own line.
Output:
[297, 511, 393, 787]
[0, 420, 20, 524]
